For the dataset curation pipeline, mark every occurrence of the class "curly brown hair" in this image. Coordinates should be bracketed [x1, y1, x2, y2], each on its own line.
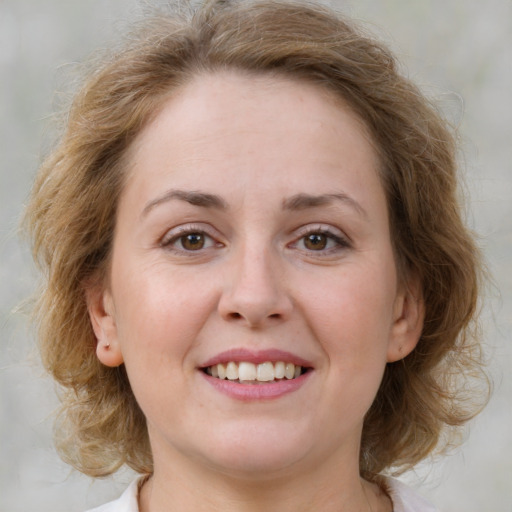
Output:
[25, 0, 488, 480]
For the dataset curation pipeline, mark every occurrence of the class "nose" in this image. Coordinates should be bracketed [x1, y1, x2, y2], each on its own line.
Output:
[218, 244, 293, 328]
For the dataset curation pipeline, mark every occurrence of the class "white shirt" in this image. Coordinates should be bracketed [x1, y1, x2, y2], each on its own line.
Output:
[386, 478, 439, 512]
[85, 477, 439, 512]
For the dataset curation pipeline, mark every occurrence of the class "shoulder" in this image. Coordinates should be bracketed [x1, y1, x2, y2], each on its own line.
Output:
[385, 477, 439, 512]
[84, 479, 141, 512]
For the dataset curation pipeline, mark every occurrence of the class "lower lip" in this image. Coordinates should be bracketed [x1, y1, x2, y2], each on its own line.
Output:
[201, 371, 312, 401]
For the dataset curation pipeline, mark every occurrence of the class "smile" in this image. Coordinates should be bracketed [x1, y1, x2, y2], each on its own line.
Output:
[204, 361, 307, 383]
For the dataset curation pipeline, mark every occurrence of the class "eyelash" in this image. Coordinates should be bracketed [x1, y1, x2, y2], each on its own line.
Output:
[160, 225, 221, 254]
[290, 226, 351, 255]
[160, 224, 351, 255]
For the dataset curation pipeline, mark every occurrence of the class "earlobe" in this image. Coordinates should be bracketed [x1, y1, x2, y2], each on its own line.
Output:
[387, 277, 425, 363]
[85, 284, 124, 368]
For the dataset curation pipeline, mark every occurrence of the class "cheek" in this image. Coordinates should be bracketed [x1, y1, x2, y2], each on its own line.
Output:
[111, 259, 217, 355]
[310, 266, 396, 411]
[109, 264, 211, 407]
[298, 261, 397, 358]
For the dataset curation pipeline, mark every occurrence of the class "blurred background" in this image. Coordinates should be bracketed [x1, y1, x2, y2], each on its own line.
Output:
[1, 0, 510, 510]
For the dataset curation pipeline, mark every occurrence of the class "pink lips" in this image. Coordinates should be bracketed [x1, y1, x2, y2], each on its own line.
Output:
[201, 371, 311, 401]
[200, 348, 313, 368]
[199, 348, 313, 401]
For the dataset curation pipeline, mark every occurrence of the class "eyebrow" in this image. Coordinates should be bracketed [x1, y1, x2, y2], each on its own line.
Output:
[282, 193, 368, 218]
[141, 189, 367, 219]
[141, 189, 228, 218]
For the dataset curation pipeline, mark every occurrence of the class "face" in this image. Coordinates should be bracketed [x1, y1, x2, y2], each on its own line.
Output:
[88, 71, 422, 480]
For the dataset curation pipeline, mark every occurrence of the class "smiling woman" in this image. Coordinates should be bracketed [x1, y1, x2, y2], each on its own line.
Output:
[24, 1, 488, 511]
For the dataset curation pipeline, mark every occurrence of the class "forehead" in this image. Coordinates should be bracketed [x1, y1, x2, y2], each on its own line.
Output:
[123, 70, 384, 214]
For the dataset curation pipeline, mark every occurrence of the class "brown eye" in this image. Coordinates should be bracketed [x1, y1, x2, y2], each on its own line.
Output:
[161, 226, 219, 253]
[180, 233, 206, 250]
[303, 233, 328, 250]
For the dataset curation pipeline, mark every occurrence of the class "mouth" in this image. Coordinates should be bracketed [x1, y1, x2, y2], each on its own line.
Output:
[200, 349, 313, 400]
[202, 361, 309, 384]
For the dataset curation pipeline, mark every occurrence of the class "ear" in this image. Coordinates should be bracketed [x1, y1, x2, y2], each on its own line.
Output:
[387, 274, 425, 363]
[85, 283, 124, 367]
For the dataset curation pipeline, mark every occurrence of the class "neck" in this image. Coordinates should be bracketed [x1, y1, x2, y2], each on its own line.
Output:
[139, 448, 386, 512]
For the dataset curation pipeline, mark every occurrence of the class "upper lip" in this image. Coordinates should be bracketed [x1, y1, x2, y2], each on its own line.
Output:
[200, 348, 313, 368]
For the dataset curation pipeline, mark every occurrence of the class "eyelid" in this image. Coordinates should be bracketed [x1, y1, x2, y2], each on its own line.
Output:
[160, 223, 222, 250]
[290, 224, 352, 252]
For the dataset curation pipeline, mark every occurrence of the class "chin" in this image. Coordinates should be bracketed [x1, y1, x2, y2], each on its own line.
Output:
[195, 422, 313, 478]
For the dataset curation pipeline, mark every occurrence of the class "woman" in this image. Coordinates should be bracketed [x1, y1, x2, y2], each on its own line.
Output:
[25, 1, 487, 510]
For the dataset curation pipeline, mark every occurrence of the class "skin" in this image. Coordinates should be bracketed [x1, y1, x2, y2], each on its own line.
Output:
[87, 71, 423, 512]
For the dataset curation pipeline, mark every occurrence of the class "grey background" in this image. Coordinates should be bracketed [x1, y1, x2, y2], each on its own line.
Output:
[1, 0, 511, 511]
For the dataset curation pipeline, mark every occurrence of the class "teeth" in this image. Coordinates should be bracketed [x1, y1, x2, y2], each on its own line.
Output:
[275, 361, 285, 379]
[217, 363, 227, 380]
[205, 361, 305, 382]
[257, 362, 275, 381]
[238, 362, 257, 381]
[285, 363, 295, 380]
[226, 361, 238, 380]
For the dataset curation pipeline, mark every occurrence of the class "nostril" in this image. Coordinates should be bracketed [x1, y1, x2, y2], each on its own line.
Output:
[225, 311, 283, 322]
